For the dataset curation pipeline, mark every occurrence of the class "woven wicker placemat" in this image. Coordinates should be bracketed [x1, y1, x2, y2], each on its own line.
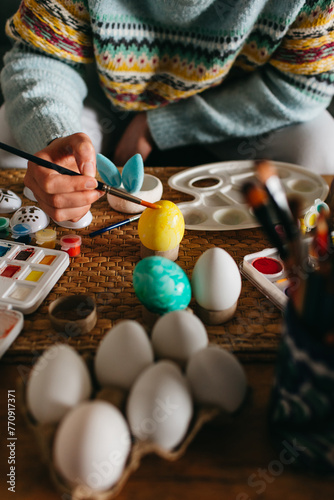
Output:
[1, 167, 283, 362]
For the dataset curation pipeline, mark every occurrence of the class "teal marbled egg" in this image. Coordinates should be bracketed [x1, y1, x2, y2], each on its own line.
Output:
[133, 256, 191, 314]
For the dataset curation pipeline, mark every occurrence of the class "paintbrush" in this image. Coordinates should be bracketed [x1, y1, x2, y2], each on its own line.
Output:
[255, 160, 297, 239]
[0, 141, 159, 210]
[312, 209, 331, 260]
[89, 214, 141, 237]
[326, 177, 334, 235]
[256, 159, 303, 266]
[298, 208, 334, 340]
[242, 181, 288, 260]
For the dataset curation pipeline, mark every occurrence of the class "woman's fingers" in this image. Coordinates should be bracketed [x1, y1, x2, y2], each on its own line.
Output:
[25, 168, 98, 197]
[37, 197, 96, 222]
[23, 133, 104, 221]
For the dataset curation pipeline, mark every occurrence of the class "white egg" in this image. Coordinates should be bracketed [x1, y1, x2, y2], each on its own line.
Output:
[53, 401, 131, 491]
[191, 247, 242, 311]
[186, 346, 247, 413]
[26, 344, 92, 424]
[126, 361, 193, 451]
[95, 320, 154, 390]
[10, 205, 50, 233]
[54, 210, 93, 229]
[151, 310, 208, 366]
[0, 188, 21, 213]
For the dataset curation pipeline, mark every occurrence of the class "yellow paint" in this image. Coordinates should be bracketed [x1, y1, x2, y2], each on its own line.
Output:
[35, 228, 56, 248]
[299, 217, 307, 235]
[305, 212, 317, 229]
[25, 270, 44, 282]
[276, 278, 288, 284]
[138, 200, 185, 251]
[39, 255, 57, 266]
[41, 241, 56, 249]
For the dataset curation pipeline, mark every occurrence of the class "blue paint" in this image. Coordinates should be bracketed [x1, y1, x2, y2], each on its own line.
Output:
[11, 223, 32, 244]
[0, 245, 10, 257]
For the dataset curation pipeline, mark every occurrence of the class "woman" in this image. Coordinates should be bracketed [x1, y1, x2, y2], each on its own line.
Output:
[1, 0, 334, 221]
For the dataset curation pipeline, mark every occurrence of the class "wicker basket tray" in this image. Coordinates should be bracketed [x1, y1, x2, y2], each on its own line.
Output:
[1, 168, 283, 362]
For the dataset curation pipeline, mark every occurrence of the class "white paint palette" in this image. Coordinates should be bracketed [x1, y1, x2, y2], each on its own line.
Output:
[168, 161, 329, 231]
[0, 240, 69, 314]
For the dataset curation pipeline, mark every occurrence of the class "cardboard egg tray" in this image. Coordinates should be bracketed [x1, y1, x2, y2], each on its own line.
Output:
[17, 355, 226, 500]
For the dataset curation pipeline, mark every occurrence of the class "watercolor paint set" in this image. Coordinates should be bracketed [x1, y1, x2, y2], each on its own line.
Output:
[168, 160, 329, 231]
[0, 239, 69, 357]
[240, 247, 291, 310]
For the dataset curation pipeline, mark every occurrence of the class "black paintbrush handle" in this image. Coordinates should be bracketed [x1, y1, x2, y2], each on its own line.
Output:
[254, 205, 288, 260]
[0, 140, 81, 176]
[0, 140, 150, 208]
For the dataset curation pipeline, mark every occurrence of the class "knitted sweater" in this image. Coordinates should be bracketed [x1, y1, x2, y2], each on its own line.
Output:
[1, 0, 334, 153]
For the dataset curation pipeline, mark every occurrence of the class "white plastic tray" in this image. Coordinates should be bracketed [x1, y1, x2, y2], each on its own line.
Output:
[168, 160, 329, 231]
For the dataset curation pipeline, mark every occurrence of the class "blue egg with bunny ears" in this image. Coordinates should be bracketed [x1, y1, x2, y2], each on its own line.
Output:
[96, 154, 121, 188]
[96, 153, 144, 193]
[121, 154, 144, 193]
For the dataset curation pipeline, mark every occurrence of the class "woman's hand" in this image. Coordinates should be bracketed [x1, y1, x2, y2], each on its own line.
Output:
[24, 133, 104, 222]
[113, 112, 154, 165]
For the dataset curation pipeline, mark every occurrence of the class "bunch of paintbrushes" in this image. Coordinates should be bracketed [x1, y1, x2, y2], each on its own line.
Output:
[242, 160, 334, 345]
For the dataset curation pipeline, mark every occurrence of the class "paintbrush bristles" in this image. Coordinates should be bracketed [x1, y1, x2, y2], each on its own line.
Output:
[255, 158, 295, 228]
[255, 159, 277, 184]
[242, 182, 268, 208]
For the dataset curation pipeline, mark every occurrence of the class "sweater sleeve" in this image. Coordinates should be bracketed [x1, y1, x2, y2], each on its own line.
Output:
[0, 43, 88, 153]
[0, 0, 94, 153]
[147, 8, 334, 150]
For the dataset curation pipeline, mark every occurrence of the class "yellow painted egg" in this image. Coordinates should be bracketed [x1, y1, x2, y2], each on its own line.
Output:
[138, 200, 185, 251]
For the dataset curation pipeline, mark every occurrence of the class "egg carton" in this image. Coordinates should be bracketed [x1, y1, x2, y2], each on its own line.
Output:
[17, 358, 225, 500]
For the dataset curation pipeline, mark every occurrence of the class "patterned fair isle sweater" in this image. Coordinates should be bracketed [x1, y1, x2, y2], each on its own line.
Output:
[1, 0, 334, 153]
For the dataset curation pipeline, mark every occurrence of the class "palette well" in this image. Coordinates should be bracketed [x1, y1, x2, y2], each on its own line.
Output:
[0, 307, 24, 358]
[168, 160, 329, 231]
[0, 240, 69, 315]
[240, 248, 290, 310]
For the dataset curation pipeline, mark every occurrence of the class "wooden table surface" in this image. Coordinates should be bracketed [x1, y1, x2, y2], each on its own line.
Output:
[0, 170, 333, 499]
[1, 362, 333, 500]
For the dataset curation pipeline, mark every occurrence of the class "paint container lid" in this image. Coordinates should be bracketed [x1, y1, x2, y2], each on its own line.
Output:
[0, 306, 24, 358]
[48, 295, 97, 335]
[60, 234, 81, 249]
[35, 228, 57, 244]
[11, 223, 31, 238]
[303, 198, 330, 232]
[314, 198, 330, 214]
[0, 217, 10, 231]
